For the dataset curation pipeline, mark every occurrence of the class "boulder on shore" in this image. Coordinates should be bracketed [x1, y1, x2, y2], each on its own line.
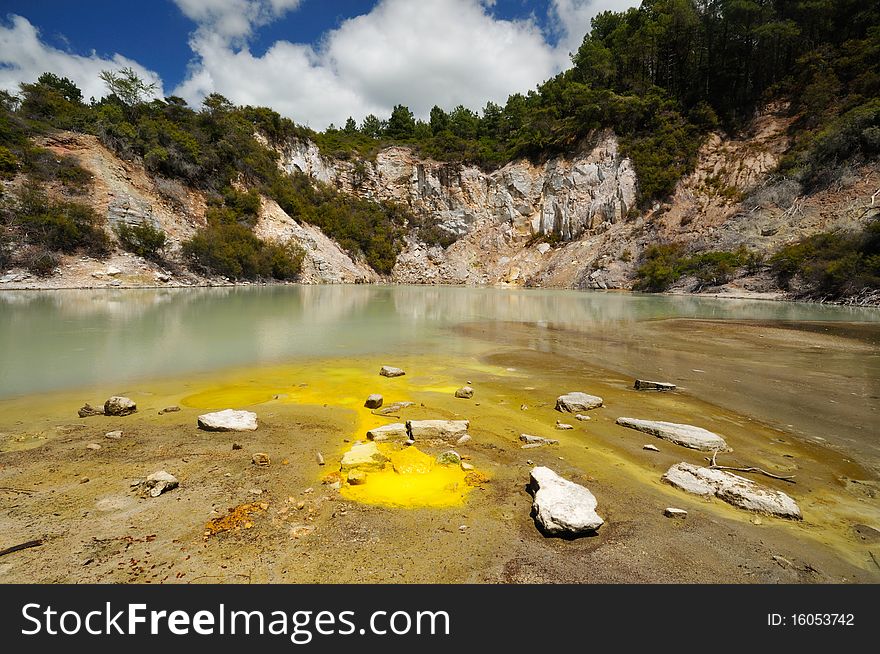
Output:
[366, 423, 409, 442]
[555, 392, 603, 413]
[374, 401, 415, 416]
[364, 394, 384, 409]
[104, 396, 137, 416]
[406, 419, 469, 440]
[528, 466, 604, 536]
[197, 409, 258, 432]
[662, 462, 802, 519]
[616, 417, 729, 452]
[379, 366, 406, 377]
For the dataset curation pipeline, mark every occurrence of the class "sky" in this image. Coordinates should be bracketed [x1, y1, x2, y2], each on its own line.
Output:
[0, 0, 640, 129]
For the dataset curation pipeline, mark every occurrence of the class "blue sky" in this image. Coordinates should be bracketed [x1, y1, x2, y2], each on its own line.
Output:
[0, 0, 639, 128]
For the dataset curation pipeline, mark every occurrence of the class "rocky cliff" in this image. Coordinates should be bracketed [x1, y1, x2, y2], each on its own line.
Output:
[4, 103, 877, 294]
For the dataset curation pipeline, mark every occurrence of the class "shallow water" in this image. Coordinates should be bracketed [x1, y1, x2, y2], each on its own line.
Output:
[1, 285, 877, 397]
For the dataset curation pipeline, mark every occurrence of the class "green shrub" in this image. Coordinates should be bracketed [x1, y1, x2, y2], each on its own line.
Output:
[635, 245, 758, 291]
[13, 184, 109, 255]
[182, 222, 303, 280]
[22, 247, 60, 276]
[0, 145, 18, 179]
[769, 221, 880, 297]
[634, 244, 683, 291]
[114, 221, 167, 261]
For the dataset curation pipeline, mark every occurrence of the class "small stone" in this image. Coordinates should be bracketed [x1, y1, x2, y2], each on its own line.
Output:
[78, 403, 104, 418]
[575, 414, 591, 421]
[456, 434, 472, 445]
[555, 392, 603, 413]
[249, 488, 263, 496]
[664, 507, 688, 519]
[529, 466, 604, 535]
[634, 380, 676, 391]
[461, 462, 474, 471]
[520, 434, 558, 447]
[232, 442, 243, 450]
[138, 470, 179, 498]
[86, 443, 102, 451]
[364, 394, 383, 409]
[105, 430, 122, 440]
[379, 366, 405, 377]
[347, 470, 367, 485]
[79, 476, 89, 484]
[159, 405, 181, 414]
[555, 422, 574, 430]
[520, 404, 528, 411]
[252, 452, 270, 466]
[315, 451, 325, 466]
[341, 441, 389, 471]
[104, 396, 137, 417]
[643, 444, 660, 452]
[454, 386, 474, 399]
[459, 525, 468, 532]
[436, 450, 462, 466]
[772, 554, 794, 568]
[617, 418, 729, 452]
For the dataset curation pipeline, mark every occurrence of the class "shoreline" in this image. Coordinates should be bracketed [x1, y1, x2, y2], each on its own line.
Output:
[3, 276, 880, 309]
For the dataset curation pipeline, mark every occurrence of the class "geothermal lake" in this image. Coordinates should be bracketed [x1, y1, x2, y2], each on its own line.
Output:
[1, 285, 878, 457]
[1, 285, 879, 583]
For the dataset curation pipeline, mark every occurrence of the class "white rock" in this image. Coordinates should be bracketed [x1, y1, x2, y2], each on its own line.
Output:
[555, 392, 603, 413]
[379, 366, 405, 377]
[616, 417, 729, 452]
[366, 423, 409, 442]
[575, 414, 591, 421]
[643, 444, 660, 452]
[536, 243, 551, 255]
[406, 419, 469, 440]
[105, 430, 122, 440]
[197, 409, 258, 432]
[662, 463, 802, 519]
[105, 265, 122, 276]
[454, 386, 474, 399]
[529, 466, 604, 535]
[139, 470, 178, 498]
[456, 434, 472, 445]
[664, 507, 688, 518]
[340, 441, 389, 471]
[555, 422, 574, 430]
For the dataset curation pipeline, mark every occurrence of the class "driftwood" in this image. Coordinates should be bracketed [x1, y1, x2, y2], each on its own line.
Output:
[0, 539, 43, 558]
[706, 450, 796, 483]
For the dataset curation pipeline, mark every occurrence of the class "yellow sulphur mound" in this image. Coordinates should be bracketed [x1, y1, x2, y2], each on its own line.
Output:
[340, 445, 473, 508]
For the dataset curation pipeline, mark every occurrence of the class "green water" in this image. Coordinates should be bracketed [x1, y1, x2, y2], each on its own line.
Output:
[1, 285, 878, 400]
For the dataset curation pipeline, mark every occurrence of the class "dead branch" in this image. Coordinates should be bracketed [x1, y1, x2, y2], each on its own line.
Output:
[706, 450, 796, 483]
[0, 539, 43, 558]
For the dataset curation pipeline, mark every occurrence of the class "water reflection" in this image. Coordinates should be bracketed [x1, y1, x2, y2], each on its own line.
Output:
[0, 285, 877, 398]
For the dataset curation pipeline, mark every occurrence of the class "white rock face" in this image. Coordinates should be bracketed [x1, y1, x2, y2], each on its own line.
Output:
[340, 441, 390, 471]
[529, 466, 604, 535]
[197, 409, 258, 432]
[366, 423, 409, 442]
[662, 462, 802, 520]
[406, 419, 470, 440]
[278, 132, 636, 245]
[555, 392, 603, 413]
[616, 418, 729, 452]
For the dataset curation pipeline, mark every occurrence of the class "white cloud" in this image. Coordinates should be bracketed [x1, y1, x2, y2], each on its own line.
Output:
[174, 0, 590, 129]
[172, 0, 302, 44]
[0, 14, 164, 102]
